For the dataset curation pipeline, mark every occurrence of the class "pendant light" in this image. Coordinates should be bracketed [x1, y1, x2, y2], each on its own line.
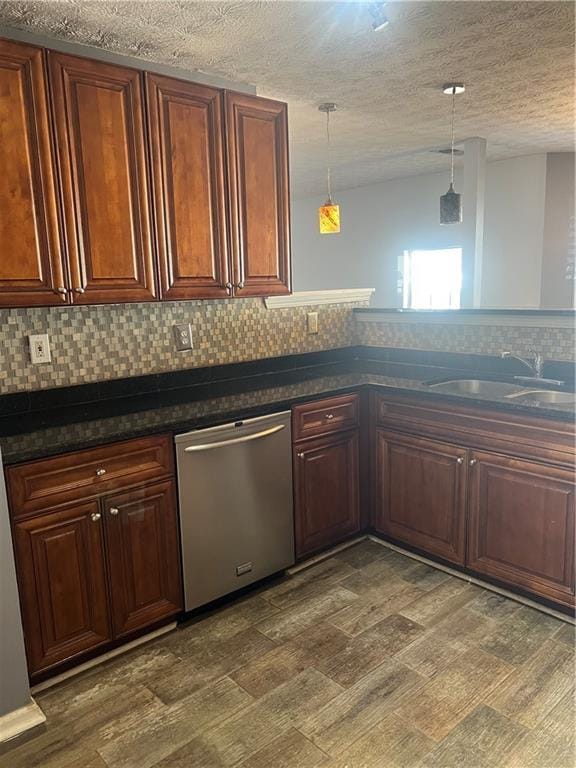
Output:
[318, 103, 340, 234]
[440, 83, 465, 225]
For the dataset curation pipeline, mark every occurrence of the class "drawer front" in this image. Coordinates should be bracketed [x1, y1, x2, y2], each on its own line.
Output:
[6, 435, 174, 518]
[373, 391, 575, 467]
[293, 393, 359, 440]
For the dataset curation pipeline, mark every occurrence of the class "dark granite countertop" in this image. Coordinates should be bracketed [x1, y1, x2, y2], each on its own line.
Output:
[1, 360, 574, 465]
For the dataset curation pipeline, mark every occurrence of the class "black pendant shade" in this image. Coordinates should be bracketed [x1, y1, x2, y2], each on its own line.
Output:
[440, 183, 462, 224]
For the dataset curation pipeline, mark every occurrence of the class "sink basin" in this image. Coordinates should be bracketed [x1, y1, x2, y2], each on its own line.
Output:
[425, 379, 526, 397]
[506, 390, 576, 406]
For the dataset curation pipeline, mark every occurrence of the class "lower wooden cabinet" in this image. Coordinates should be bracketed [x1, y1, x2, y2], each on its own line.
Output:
[293, 430, 360, 558]
[7, 435, 183, 679]
[104, 480, 182, 638]
[12, 500, 112, 675]
[467, 451, 575, 606]
[374, 430, 467, 565]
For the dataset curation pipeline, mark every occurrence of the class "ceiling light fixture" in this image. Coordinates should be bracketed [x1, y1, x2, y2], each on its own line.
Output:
[370, 3, 389, 31]
[440, 82, 465, 225]
[318, 103, 340, 234]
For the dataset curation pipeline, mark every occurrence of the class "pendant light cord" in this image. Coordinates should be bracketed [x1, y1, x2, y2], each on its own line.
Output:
[325, 109, 332, 203]
[450, 87, 456, 187]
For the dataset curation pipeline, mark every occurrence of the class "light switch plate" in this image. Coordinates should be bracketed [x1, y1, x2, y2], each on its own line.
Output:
[307, 312, 319, 335]
[29, 334, 51, 364]
[173, 323, 193, 351]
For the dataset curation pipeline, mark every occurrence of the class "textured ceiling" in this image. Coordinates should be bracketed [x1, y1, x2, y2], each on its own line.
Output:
[1, 1, 574, 197]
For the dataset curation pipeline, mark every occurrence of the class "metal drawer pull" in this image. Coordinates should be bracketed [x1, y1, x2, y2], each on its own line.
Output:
[90, 512, 101, 522]
[325, 413, 335, 420]
[74, 287, 85, 294]
[95, 468, 106, 477]
[297, 452, 304, 459]
[184, 424, 285, 453]
[109, 507, 119, 516]
[236, 281, 244, 289]
[55, 286, 67, 295]
[469, 459, 477, 466]
[456, 456, 464, 465]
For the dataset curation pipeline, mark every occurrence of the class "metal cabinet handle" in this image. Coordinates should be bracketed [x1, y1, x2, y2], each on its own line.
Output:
[225, 282, 233, 295]
[236, 282, 244, 289]
[55, 286, 68, 295]
[325, 413, 335, 420]
[91, 512, 101, 522]
[184, 424, 285, 452]
[73, 287, 85, 294]
[469, 458, 477, 467]
[297, 452, 304, 459]
[456, 456, 464, 465]
[109, 507, 119, 516]
[95, 468, 106, 477]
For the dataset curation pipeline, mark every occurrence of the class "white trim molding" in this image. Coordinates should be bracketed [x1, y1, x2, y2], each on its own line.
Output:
[354, 309, 575, 329]
[0, 699, 45, 745]
[265, 288, 374, 309]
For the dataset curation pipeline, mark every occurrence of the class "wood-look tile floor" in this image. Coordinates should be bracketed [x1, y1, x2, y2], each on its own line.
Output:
[3, 540, 575, 768]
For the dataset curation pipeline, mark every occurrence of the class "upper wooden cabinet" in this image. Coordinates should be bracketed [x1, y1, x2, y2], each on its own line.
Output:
[0, 40, 292, 307]
[226, 92, 291, 297]
[0, 39, 67, 306]
[146, 74, 230, 299]
[48, 52, 156, 304]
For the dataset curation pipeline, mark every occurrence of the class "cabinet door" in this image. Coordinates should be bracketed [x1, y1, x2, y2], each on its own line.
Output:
[294, 431, 360, 558]
[13, 500, 111, 676]
[146, 74, 230, 299]
[225, 92, 291, 297]
[0, 39, 67, 307]
[49, 52, 156, 304]
[103, 480, 182, 637]
[467, 451, 575, 606]
[375, 430, 467, 565]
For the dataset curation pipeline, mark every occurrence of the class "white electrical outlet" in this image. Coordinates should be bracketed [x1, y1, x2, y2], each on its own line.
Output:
[29, 334, 51, 364]
[173, 323, 193, 351]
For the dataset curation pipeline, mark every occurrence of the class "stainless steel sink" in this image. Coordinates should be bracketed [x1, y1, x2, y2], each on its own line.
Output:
[425, 379, 527, 397]
[506, 390, 576, 406]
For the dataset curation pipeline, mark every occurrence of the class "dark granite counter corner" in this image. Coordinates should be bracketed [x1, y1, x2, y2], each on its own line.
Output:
[1, 347, 574, 465]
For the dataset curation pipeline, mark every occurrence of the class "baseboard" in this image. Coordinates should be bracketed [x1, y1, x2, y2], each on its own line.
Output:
[368, 535, 575, 625]
[31, 621, 177, 695]
[0, 699, 46, 748]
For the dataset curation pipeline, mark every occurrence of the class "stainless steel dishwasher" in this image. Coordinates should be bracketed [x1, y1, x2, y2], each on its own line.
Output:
[175, 411, 294, 611]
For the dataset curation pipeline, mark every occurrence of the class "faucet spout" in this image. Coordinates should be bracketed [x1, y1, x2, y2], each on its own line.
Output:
[501, 351, 544, 379]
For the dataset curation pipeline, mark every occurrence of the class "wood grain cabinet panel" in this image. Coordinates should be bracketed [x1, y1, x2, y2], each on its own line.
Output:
[103, 480, 182, 637]
[6, 434, 174, 517]
[294, 431, 360, 558]
[225, 92, 291, 297]
[374, 430, 467, 565]
[48, 52, 156, 304]
[0, 39, 67, 307]
[467, 451, 575, 606]
[13, 500, 111, 674]
[146, 74, 230, 299]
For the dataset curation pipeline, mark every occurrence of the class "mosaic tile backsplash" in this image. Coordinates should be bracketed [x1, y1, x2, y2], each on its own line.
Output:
[0, 299, 363, 394]
[357, 319, 576, 362]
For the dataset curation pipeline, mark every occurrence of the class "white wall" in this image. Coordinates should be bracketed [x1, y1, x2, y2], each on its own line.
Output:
[481, 155, 547, 308]
[292, 155, 548, 308]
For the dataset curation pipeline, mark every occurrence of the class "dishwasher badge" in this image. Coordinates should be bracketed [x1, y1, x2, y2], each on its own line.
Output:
[236, 562, 253, 576]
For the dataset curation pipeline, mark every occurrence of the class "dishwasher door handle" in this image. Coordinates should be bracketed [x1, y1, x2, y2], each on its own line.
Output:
[183, 423, 286, 452]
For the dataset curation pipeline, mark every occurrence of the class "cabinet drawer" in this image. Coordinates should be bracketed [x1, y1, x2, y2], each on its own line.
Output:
[6, 435, 174, 518]
[293, 394, 359, 440]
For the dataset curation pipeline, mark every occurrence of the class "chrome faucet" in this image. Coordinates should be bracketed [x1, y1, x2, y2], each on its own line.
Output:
[501, 351, 544, 378]
[501, 351, 565, 387]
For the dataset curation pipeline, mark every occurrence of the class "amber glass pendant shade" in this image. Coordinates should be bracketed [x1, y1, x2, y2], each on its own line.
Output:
[319, 201, 340, 233]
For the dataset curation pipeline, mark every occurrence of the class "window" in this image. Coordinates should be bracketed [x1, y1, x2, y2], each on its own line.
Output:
[401, 248, 462, 309]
